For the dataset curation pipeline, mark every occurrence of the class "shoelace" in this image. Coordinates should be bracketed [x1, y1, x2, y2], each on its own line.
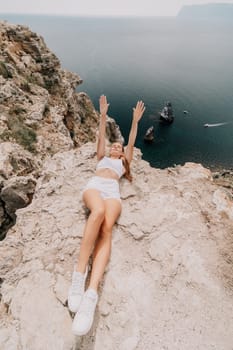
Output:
[70, 274, 84, 295]
[79, 294, 97, 317]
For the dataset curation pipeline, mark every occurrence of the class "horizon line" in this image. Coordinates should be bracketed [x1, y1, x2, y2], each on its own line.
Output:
[0, 13, 177, 18]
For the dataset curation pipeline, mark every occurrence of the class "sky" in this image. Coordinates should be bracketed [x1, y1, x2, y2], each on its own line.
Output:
[0, 0, 232, 17]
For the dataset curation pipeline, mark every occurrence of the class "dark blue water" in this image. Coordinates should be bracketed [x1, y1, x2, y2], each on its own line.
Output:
[1, 14, 233, 169]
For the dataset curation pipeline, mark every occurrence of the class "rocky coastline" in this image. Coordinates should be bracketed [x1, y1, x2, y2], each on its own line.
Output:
[0, 21, 122, 240]
[212, 169, 233, 194]
[0, 21, 233, 350]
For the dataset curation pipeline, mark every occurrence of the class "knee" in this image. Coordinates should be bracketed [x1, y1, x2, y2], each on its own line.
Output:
[100, 223, 113, 239]
[91, 207, 105, 222]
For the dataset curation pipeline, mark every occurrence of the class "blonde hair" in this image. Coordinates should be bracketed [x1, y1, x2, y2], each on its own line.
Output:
[120, 146, 132, 182]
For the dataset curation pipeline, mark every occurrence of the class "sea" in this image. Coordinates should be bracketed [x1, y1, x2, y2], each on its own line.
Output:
[1, 14, 233, 170]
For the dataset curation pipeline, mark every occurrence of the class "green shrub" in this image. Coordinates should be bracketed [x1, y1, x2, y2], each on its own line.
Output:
[44, 78, 53, 92]
[9, 105, 27, 116]
[20, 82, 32, 93]
[6, 115, 37, 152]
[26, 74, 38, 85]
[14, 127, 37, 152]
[43, 103, 50, 117]
[0, 61, 13, 79]
[0, 129, 11, 141]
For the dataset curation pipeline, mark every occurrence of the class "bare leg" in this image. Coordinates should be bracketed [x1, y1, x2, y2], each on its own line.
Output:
[88, 199, 122, 291]
[76, 189, 105, 273]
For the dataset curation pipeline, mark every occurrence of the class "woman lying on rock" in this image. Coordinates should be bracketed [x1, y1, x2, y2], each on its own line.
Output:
[68, 95, 145, 336]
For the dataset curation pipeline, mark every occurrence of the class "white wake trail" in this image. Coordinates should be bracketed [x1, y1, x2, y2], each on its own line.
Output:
[204, 122, 231, 128]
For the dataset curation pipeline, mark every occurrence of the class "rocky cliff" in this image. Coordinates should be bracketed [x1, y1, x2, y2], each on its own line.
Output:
[0, 21, 122, 240]
[177, 3, 233, 20]
[0, 20, 233, 350]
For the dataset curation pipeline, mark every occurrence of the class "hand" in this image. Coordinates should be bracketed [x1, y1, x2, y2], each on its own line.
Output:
[99, 95, 110, 116]
[133, 100, 145, 123]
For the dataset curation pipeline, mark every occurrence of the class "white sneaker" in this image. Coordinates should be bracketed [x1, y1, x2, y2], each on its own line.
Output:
[68, 267, 88, 313]
[72, 288, 98, 336]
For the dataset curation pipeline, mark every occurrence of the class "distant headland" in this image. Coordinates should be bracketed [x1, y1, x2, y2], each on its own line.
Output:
[177, 3, 233, 19]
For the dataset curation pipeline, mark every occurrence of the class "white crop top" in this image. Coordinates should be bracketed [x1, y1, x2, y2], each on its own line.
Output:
[96, 156, 125, 178]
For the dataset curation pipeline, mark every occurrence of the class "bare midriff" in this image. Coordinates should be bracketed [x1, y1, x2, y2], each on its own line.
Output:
[95, 168, 120, 181]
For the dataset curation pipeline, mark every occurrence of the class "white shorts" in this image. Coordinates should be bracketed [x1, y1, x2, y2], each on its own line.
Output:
[82, 176, 121, 201]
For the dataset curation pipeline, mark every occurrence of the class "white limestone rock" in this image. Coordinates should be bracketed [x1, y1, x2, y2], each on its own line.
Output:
[212, 188, 233, 219]
[0, 143, 233, 350]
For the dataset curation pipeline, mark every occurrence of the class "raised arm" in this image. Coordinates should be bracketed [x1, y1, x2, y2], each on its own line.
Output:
[125, 100, 145, 164]
[97, 95, 110, 160]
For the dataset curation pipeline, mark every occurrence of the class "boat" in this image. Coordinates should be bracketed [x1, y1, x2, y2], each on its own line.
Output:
[204, 122, 228, 128]
[183, 110, 189, 114]
[144, 126, 154, 142]
[159, 102, 174, 124]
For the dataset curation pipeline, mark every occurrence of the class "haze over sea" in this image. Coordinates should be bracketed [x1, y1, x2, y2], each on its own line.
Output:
[1, 14, 233, 169]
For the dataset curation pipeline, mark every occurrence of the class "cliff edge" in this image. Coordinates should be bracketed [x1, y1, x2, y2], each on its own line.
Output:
[0, 142, 233, 349]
